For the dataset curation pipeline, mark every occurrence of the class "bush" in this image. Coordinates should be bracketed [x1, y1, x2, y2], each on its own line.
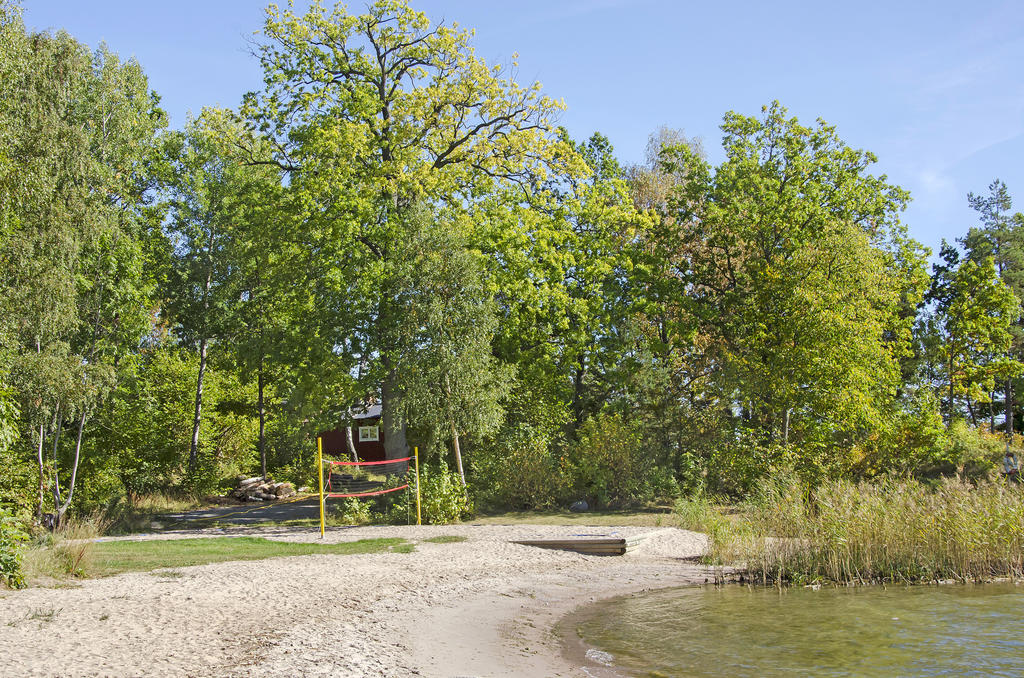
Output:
[470, 423, 564, 510]
[565, 413, 648, 508]
[0, 509, 28, 588]
[330, 497, 374, 525]
[416, 461, 472, 525]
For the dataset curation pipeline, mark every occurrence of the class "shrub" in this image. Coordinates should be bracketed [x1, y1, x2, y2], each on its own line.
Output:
[470, 423, 564, 510]
[330, 497, 374, 525]
[416, 461, 472, 525]
[0, 508, 28, 588]
[565, 413, 648, 508]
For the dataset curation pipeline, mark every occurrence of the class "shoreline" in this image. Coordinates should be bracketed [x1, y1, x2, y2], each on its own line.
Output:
[0, 524, 712, 677]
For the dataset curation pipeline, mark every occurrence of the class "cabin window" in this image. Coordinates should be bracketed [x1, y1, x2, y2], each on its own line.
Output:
[358, 425, 379, 442]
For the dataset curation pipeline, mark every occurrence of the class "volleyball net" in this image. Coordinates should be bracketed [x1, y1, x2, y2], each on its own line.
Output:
[316, 437, 421, 537]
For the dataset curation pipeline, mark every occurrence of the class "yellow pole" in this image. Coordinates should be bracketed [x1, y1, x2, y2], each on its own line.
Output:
[317, 436, 325, 539]
[414, 445, 422, 526]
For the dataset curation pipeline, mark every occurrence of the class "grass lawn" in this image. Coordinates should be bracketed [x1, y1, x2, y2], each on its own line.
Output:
[85, 537, 406, 578]
[471, 508, 676, 527]
[422, 535, 468, 543]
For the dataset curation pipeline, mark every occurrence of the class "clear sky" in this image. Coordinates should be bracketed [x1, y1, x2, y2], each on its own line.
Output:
[22, 0, 1024, 254]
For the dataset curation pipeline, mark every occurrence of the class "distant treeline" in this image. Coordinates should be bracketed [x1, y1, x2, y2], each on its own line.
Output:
[1, 0, 1022, 524]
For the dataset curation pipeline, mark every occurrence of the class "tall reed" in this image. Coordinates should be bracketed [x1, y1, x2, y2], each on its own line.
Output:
[682, 476, 1024, 584]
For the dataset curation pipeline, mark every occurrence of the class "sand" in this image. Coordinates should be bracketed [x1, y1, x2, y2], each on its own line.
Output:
[0, 524, 712, 677]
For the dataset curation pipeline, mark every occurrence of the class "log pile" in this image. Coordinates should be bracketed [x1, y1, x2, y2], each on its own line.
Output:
[228, 476, 296, 502]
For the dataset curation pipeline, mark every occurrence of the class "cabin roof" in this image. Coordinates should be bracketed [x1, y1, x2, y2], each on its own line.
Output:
[352, 403, 382, 420]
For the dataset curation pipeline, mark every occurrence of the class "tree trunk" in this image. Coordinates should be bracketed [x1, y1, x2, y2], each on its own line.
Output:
[381, 368, 409, 465]
[345, 408, 360, 462]
[189, 224, 217, 476]
[56, 411, 86, 527]
[451, 423, 466, 487]
[1006, 377, 1014, 439]
[782, 408, 791, 445]
[948, 358, 956, 426]
[50, 407, 63, 509]
[258, 356, 266, 480]
[189, 335, 208, 474]
[35, 422, 46, 520]
[571, 355, 587, 433]
[989, 391, 995, 433]
[966, 395, 978, 427]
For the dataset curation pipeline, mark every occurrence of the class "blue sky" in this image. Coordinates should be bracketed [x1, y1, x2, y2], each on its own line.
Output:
[22, 0, 1024, 253]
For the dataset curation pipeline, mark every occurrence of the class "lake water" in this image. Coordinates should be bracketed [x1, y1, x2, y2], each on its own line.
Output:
[564, 583, 1024, 677]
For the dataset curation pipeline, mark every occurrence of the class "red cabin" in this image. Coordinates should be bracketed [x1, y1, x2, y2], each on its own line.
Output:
[318, 404, 385, 462]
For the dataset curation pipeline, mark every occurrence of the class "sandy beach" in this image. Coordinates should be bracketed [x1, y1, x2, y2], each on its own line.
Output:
[0, 524, 711, 677]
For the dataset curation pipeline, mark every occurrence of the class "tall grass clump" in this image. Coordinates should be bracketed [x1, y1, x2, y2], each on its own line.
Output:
[677, 474, 1024, 584]
[22, 513, 109, 582]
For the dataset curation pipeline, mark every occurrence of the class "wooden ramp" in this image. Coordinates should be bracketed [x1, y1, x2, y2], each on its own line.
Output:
[512, 532, 651, 556]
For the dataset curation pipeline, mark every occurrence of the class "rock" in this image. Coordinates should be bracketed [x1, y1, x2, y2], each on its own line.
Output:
[297, 486, 310, 493]
[569, 499, 589, 513]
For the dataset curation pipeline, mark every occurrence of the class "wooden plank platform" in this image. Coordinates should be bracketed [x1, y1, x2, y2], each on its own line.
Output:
[512, 533, 649, 556]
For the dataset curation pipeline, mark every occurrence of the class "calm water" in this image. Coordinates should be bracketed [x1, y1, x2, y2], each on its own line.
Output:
[566, 584, 1024, 677]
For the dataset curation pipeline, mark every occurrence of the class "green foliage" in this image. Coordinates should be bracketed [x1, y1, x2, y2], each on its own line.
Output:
[933, 255, 1021, 420]
[0, 508, 27, 588]
[470, 423, 565, 511]
[940, 420, 1007, 478]
[415, 461, 472, 525]
[330, 498, 375, 526]
[648, 102, 926, 478]
[566, 413, 663, 508]
[3, 0, 1023, 523]
[88, 346, 257, 501]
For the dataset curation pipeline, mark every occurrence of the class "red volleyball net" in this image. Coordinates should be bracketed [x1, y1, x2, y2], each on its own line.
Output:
[322, 456, 412, 498]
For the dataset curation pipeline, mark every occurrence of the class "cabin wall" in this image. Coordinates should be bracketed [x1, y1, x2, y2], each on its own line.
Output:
[318, 418, 386, 462]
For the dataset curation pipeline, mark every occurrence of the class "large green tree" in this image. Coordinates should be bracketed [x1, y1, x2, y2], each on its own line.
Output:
[243, 0, 576, 461]
[0, 9, 165, 521]
[650, 102, 928, 482]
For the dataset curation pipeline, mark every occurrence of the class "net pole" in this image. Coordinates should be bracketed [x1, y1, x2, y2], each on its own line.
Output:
[317, 436, 325, 539]
[414, 445, 422, 526]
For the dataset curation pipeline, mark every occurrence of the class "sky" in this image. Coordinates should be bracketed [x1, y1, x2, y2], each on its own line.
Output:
[22, 0, 1024, 254]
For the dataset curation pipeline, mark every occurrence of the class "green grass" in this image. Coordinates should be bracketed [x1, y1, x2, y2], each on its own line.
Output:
[472, 508, 673, 527]
[390, 543, 416, 553]
[85, 536, 405, 578]
[422, 535, 468, 543]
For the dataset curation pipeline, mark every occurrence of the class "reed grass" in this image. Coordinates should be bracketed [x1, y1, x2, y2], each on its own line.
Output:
[678, 475, 1024, 584]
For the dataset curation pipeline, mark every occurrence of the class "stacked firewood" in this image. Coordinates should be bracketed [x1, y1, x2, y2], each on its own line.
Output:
[228, 476, 296, 502]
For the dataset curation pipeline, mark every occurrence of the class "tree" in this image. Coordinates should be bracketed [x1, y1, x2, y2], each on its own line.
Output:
[651, 102, 926, 481]
[960, 180, 1024, 435]
[0, 13, 164, 523]
[390, 206, 513, 484]
[243, 0, 574, 461]
[934, 257, 1021, 426]
[159, 111, 284, 479]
